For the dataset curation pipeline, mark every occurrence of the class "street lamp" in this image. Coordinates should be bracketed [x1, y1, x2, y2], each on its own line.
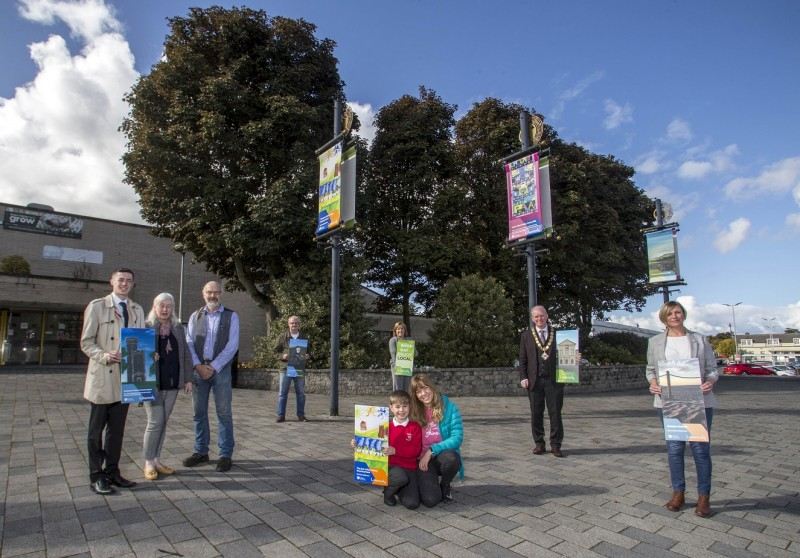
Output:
[762, 316, 776, 363]
[723, 302, 741, 362]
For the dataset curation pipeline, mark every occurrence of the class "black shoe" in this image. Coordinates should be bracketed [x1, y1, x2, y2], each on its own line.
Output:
[276, 416, 285, 423]
[383, 487, 397, 507]
[298, 415, 309, 422]
[108, 474, 136, 488]
[183, 453, 209, 467]
[216, 457, 232, 472]
[90, 479, 115, 495]
[441, 484, 453, 504]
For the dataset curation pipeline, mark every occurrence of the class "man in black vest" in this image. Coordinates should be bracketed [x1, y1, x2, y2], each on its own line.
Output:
[183, 281, 239, 472]
[518, 305, 566, 457]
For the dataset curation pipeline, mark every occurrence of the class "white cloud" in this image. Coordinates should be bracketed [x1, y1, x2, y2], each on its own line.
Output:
[785, 212, 800, 233]
[347, 101, 376, 145]
[677, 160, 713, 179]
[19, 0, 121, 40]
[608, 299, 800, 336]
[677, 144, 739, 180]
[634, 149, 667, 175]
[666, 118, 693, 142]
[1, 0, 140, 223]
[603, 99, 633, 130]
[549, 70, 603, 120]
[724, 156, 800, 201]
[713, 217, 750, 253]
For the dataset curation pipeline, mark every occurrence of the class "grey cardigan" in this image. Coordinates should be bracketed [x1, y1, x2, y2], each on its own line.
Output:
[645, 330, 719, 408]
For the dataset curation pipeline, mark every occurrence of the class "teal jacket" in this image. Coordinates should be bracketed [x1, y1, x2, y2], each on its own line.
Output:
[430, 395, 465, 478]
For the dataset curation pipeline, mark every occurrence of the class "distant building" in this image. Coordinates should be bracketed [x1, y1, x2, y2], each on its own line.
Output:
[736, 333, 800, 363]
[1, 201, 431, 367]
[0, 201, 267, 366]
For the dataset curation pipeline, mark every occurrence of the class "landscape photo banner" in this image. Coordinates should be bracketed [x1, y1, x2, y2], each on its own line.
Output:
[657, 358, 709, 442]
[121, 327, 157, 403]
[316, 142, 343, 234]
[353, 405, 389, 486]
[646, 228, 680, 283]
[286, 338, 308, 378]
[505, 151, 543, 241]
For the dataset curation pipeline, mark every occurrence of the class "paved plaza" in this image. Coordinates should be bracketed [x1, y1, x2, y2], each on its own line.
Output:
[0, 371, 798, 558]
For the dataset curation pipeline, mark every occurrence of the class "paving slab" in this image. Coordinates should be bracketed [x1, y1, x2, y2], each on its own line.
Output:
[0, 372, 797, 557]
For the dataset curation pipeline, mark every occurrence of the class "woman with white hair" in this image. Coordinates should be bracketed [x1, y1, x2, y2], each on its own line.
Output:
[142, 293, 192, 480]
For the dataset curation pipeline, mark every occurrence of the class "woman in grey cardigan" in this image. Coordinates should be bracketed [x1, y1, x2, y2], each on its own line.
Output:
[142, 293, 193, 480]
[646, 301, 718, 518]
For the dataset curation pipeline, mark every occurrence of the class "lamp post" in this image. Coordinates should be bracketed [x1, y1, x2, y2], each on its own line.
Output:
[762, 316, 776, 363]
[723, 302, 741, 362]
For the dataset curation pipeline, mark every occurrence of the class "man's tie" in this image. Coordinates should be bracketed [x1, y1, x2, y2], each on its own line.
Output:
[539, 329, 546, 344]
[120, 301, 129, 328]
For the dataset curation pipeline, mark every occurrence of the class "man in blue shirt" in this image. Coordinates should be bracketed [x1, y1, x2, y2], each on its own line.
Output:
[183, 281, 239, 472]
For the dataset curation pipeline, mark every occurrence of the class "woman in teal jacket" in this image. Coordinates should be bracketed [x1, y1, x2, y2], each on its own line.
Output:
[409, 373, 463, 506]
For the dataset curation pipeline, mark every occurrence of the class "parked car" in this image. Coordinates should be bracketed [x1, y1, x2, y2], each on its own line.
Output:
[765, 365, 798, 377]
[723, 363, 773, 376]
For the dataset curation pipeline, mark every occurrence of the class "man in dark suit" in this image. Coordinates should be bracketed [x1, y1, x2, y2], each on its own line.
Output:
[518, 305, 565, 457]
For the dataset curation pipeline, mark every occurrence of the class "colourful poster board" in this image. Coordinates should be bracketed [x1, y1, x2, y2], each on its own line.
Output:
[646, 228, 681, 283]
[394, 339, 415, 377]
[121, 327, 157, 403]
[287, 338, 308, 378]
[505, 151, 543, 241]
[555, 329, 580, 383]
[316, 142, 343, 234]
[657, 358, 709, 442]
[353, 405, 389, 486]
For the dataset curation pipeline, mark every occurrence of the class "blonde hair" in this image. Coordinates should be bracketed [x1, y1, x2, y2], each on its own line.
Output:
[389, 390, 411, 406]
[393, 322, 407, 336]
[409, 373, 444, 427]
[658, 301, 687, 325]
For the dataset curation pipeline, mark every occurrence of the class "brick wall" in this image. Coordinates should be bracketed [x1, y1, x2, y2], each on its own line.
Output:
[237, 365, 648, 396]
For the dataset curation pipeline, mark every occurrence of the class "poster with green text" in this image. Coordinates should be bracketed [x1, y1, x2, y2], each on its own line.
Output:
[394, 339, 415, 377]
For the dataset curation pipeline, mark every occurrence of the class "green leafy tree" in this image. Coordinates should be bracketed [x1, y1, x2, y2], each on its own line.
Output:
[537, 140, 657, 337]
[121, 7, 344, 325]
[450, 98, 557, 328]
[357, 87, 457, 332]
[0, 255, 31, 275]
[716, 338, 735, 358]
[423, 274, 517, 367]
[252, 257, 382, 369]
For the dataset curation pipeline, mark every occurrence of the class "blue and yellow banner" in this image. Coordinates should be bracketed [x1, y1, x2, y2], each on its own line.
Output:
[353, 405, 389, 486]
[316, 142, 343, 234]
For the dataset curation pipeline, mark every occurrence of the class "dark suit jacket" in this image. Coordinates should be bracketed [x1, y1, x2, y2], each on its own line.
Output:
[518, 327, 558, 387]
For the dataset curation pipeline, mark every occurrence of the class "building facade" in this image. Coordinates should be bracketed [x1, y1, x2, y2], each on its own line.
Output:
[1, 202, 264, 366]
[737, 333, 800, 363]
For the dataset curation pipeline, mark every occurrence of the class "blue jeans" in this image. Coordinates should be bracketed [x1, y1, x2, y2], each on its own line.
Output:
[660, 408, 713, 495]
[277, 373, 306, 417]
[192, 365, 234, 458]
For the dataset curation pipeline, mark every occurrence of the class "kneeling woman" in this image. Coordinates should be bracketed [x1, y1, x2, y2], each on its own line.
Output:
[409, 374, 464, 506]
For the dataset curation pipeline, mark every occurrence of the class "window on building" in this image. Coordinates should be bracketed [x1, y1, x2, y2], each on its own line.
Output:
[767, 338, 780, 346]
[740, 339, 753, 346]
